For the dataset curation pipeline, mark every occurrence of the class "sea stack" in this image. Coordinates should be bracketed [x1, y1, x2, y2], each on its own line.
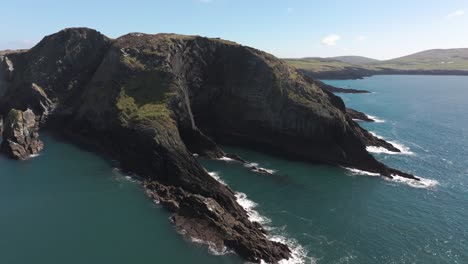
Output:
[0, 109, 44, 159]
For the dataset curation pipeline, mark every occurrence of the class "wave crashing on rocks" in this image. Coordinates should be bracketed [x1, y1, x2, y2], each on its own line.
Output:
[344, 167, 439, 189]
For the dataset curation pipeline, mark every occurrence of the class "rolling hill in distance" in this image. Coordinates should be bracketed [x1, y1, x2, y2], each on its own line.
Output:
[286, 48, 468, 79]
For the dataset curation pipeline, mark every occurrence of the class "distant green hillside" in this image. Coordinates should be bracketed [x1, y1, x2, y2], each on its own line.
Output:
[286, 58, 355, 72]
[377, 49, 468, 70]
[329, 56, 380, 65]
[286, 48, 468, 79]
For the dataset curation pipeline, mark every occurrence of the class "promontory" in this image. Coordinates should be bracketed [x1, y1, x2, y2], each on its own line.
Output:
[0, 28, 418, 263]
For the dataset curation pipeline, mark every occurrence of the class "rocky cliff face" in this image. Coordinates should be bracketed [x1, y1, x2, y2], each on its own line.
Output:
[0, 109, 44, 159]
[0, 28, 418, 263]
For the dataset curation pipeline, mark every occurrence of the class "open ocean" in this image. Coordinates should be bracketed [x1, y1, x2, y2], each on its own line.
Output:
[1, 75, 467, 263]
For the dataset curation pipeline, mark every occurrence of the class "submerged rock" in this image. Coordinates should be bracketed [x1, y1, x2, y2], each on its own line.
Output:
[0, 109, 44, 159]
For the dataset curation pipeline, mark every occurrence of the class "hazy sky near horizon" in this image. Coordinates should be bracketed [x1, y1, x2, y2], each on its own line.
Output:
[1, 0, 467, 60]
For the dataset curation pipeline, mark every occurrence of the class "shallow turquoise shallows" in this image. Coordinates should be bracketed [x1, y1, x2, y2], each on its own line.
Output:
[1, 75, 468, 263]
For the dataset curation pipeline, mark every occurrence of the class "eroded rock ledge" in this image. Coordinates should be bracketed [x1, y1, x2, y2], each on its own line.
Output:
[0, 109, 43, 159]
[145, 181, 290, 263]
[0, 27, 419, 263]
[346, 108, 375, 122]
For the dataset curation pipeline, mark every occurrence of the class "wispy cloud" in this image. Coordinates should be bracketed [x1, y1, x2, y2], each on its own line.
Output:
[199, 0, 213, 3]
[287, 7, 294, 13]
[447, 10, 465, 18]
[321, 34, 341, 46]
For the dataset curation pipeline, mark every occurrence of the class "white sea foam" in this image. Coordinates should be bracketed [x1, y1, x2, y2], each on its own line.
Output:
[389, 141, 414, 155]
[218, 156, 277, 174]
[27, 153, 41, 159]
[366, 146, 395, 154]
[386, 174, 439, 189]
[206, 170, 309, 263]
[367, 132, 414, 155]
[218, 156, 235, 162]
[245, 162, 277, 174]
[112, 168, 141, 183]
[235, 192, 272, 225]
[366, 114, 385, 123]
[369, 132, 384, 139]
[344, 167, 438, 189]
[344, 167, 380, 177]
[190, 237, 234, 256]
[235, 191, 311, 264]
[367, 143, 414, 155]
[208, 171, 227, 185]
[267, 235, 315, 264]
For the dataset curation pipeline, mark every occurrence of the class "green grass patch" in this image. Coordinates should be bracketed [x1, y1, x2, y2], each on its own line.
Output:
[116, 70, 177, 127]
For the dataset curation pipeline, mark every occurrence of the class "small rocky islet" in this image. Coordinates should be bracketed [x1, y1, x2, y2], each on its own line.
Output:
[0, 28, 418, 263]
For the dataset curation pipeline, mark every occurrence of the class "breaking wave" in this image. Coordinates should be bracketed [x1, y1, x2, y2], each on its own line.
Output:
[386, 174, 439, 189]
[367, 132, 415, 155]
[208, 171, 227, 185]
[366, 114, 385, 123]
[235, 192, 272, 225]
[236, 191, 311, 264]
[344, 167, 439, 189]
[268, 235, 316, 264]
[366, 145, 414, 155]
[27, 153, 41, 159]
[245, 162, 277, 174]
[208, 171, 310, 263]
[344, 167, 380, 177]
[218, 156, 235, 162]
[189, 237, 234, 256]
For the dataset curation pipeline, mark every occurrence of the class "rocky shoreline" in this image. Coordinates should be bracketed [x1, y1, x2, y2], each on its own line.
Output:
[0, 28, 419, 263]
[298, 67, 468, 80]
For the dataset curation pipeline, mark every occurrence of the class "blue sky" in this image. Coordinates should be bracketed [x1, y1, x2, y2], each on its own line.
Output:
[1, 0, 467, 59]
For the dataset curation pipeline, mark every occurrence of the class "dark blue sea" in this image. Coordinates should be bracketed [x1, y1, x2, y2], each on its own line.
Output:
[1, 75, 467, 263]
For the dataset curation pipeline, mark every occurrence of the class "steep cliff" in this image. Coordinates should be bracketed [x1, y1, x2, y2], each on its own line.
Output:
[0, 28, 418, 263]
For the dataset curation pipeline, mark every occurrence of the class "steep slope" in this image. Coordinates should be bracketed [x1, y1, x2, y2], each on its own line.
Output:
[0, 28, 418, 263]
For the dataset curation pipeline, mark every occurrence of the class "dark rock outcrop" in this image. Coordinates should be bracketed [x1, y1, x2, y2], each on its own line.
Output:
[0, 28, 112, 118]
[346, 108, 375, 122]
[0, 109, 44, 159]
[146, 181, 290, 263]
[0, 28, 420, 263]
[319, 82, 370, 94]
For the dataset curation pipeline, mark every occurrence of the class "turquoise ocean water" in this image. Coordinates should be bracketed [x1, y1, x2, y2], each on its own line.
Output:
[1, 75, 467, 263]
